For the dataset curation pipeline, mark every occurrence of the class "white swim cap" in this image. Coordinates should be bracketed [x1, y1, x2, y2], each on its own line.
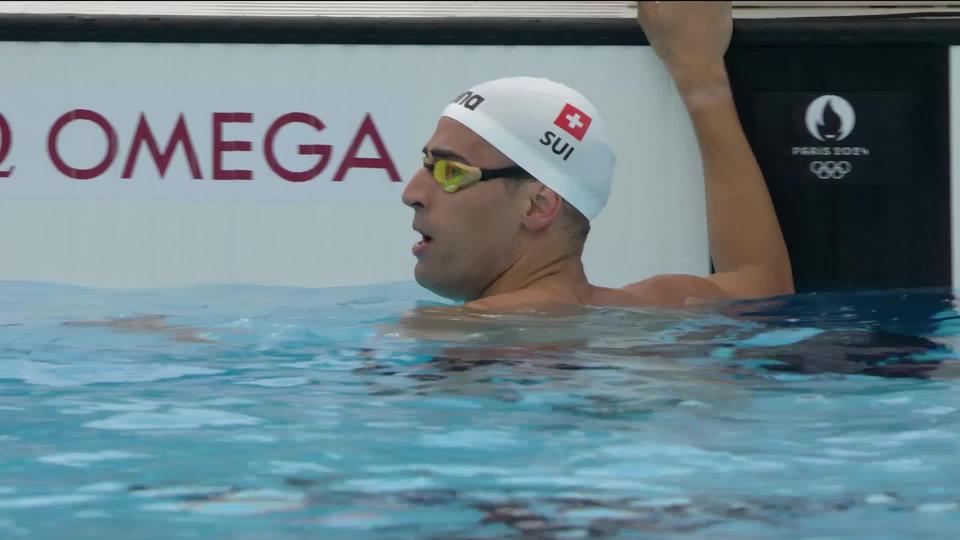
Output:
[441, 77, 615, 220]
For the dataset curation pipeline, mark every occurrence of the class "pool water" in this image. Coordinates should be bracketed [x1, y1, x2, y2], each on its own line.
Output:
[1, 281, 958, 539]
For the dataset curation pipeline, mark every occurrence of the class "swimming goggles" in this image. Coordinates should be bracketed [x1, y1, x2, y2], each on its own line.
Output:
[423, 150, 531, 193]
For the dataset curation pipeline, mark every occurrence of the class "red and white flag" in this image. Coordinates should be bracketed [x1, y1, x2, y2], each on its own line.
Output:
[553, 103, 592, 141]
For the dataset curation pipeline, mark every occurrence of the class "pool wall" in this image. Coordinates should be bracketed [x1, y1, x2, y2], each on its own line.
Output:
[0, 40, 708, 289]
[0, 9, 957, 292]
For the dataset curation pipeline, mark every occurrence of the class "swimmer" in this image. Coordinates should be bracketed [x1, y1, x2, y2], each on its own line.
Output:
[403, 1, 794, 311]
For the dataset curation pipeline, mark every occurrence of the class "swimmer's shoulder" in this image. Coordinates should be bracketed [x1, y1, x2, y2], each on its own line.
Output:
[459, 275, 729, 312]
[619, 274, 729, 308]
[462, 279, 723, 311]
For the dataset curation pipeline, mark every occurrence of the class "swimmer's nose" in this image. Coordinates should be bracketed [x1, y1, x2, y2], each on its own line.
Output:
[402, 167, 433, 210]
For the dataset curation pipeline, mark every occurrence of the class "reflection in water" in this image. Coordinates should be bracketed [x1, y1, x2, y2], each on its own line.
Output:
[120, 479, 942, 539]
[383, 289, 959, 383]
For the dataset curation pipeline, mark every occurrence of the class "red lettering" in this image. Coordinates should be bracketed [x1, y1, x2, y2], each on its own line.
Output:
[122, 113, 202, 179]
[264, 112, 331, 183]
[0, 113, 12, 178]
[213, 112, 253, 180]
[333, 114, 400, 182]
[48, 109, 117, 180]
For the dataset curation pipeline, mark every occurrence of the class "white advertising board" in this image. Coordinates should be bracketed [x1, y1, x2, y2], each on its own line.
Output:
[0, 42, 709, 290]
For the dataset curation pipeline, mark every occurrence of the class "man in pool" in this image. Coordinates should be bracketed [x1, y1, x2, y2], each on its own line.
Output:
[402, 1, 794, 310]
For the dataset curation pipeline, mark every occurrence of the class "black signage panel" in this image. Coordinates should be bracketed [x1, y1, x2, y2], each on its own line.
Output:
[728, 46, 950, 292]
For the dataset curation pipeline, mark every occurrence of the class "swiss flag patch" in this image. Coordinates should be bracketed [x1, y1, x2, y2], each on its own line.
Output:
[553, 103, 592, 141]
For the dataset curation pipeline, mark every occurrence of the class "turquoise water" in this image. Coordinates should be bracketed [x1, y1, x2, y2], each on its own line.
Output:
[1, 281, 958, 539]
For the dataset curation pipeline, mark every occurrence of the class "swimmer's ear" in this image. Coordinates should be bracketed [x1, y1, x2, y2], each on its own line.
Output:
[522, 184, 563, 232]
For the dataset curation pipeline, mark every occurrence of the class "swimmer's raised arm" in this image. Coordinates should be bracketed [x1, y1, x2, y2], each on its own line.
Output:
[627, 1, 794, 303]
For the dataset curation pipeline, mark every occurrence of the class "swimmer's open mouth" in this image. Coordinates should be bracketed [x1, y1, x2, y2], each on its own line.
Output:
[412, 226, 433, 256]
[413, 224, 433, 243]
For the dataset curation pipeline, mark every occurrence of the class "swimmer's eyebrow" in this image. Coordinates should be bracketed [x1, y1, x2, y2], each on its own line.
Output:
[422, 146, 472, 166]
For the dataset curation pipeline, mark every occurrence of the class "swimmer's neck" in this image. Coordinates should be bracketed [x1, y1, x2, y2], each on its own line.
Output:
[468, 252, 593, 309]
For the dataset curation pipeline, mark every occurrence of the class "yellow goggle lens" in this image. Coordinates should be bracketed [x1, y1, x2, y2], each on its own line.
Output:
[424, 155, 478, 193]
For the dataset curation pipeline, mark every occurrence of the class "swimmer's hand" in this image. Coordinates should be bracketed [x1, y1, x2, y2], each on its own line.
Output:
[636, 1, 732, 94]
[63, 315, 215, 343]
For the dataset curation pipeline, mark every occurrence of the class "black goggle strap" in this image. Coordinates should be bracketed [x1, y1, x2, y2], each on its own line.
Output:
[478, 165, 530, 181]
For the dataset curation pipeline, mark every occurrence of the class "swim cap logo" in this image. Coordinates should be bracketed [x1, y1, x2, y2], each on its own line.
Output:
[451, 91, 485, 111]
[539, 104, 592, 162]
[805, 95, 855, 142]
[553, 103, 591, 141]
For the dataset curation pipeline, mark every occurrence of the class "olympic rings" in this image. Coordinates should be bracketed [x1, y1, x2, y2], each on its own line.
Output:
[809, 160, 852, 179]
